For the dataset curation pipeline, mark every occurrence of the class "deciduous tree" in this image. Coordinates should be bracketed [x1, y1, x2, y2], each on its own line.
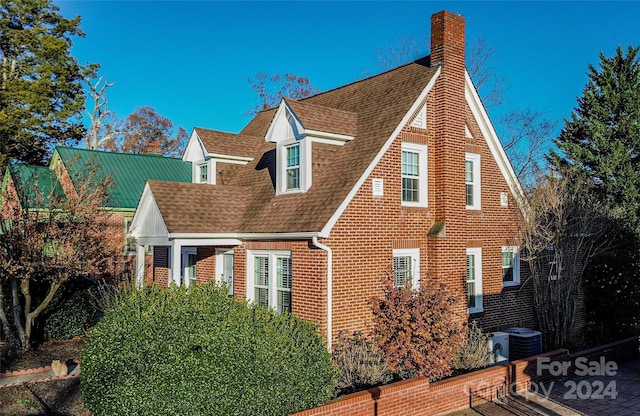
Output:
[101, 106, 188, 157]
[0, 160, 114, 352]
[0, 0, 88, 168]
[247, 72, 320, 115]
[83, 65, 118, 150]
[521, 171, 618, 350]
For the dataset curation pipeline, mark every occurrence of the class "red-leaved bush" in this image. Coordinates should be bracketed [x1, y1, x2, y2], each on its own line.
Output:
[369, 273, 465, 380]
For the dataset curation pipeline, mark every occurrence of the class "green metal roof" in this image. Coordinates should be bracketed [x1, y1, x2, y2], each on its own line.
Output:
[5, 164, 66, 208]
[53, 147, 192, 209]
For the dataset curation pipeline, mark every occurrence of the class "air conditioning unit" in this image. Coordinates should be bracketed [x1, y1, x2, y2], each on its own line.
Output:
[487, 331, 509, 365]
[504, 327, 542, 360]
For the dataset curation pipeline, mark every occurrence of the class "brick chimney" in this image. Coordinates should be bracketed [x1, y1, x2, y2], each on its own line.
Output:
[430, 10, 467, 223]
[144, 141, 163, 155]
[428, 11, 468, 317]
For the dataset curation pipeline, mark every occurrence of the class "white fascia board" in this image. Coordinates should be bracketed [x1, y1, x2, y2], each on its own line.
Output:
[207, 153, 254, 163]
[319, 66, 442, 238]
[182, 129, 207, 162]
[136, 236, 172, 246]
[464, 71, 529, 215]
[129, 182, 169, 238]
[305, 130, 354, 145]
[238, 232, 320, 240]
[167, 232, 320, 241]
[169, 238, 242, 247]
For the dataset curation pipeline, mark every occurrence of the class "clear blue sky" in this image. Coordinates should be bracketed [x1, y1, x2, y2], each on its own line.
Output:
[56, 1, 640, 139]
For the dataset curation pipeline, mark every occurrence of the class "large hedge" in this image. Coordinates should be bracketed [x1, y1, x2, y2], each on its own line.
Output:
[81, 283, 336, 416]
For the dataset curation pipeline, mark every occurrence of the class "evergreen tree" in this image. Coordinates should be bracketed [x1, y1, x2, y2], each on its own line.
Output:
[0, 0, 87, 168]
[551, 45, 640, 232]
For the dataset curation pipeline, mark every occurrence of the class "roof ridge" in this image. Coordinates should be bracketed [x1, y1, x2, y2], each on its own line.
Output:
[55, 146, 184, 161]
[251, 55, 432, 115]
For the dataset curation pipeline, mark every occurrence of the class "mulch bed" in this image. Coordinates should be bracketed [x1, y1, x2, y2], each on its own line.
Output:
[0, 337, 91, 416]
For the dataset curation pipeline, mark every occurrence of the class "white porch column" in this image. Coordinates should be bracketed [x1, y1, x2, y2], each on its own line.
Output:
[135, 244, 145, 288]
[171, 242, 182, 286]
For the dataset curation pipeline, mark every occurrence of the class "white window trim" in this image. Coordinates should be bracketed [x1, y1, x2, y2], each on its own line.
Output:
[467, 247, 483, 314]
[392, 248, 420, 290]
[401, 142, 428, 207]
[502, 246, 520, 287]
[193, 159, 212, 184]
[276, 139, 311, 195]
[465, 153, 481, 210]
[246, 250, 292, 311]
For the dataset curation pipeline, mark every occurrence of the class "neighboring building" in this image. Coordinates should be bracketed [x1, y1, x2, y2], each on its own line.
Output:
[1, 146, 192, 279]
[130, 10, 536, 348]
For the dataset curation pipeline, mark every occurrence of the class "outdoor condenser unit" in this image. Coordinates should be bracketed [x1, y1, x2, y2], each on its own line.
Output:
[487, 332, 509, 365]
[504, 327, 542, 361]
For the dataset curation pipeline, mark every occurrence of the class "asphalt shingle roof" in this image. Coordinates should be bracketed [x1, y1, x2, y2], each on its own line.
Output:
[150, 57, 438, 234]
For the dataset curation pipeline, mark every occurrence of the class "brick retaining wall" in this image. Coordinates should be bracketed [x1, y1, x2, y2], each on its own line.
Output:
[293, 336, 639, 416]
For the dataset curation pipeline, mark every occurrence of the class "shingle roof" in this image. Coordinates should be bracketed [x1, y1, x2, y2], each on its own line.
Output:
[150, 57, 438, 234]
[6, 164, 65, 208]
[194, 127, 263, 159]
[232, 58, 438, 233]
[285, 100, 358, 137]
[147, 180, 250, 233]
[55, 147, 192, 209]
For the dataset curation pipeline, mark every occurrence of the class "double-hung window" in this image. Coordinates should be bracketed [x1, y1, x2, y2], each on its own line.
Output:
[466, 247, 483, 313]
[502, 246, 520, 286]
[465, 153, 481, 210]
[286, 144, 300, 190]
[199, 164, 208, 183]
[392, 248, 420, 290]
[401, 143, 428, 207]
[248, 251, 292, 313]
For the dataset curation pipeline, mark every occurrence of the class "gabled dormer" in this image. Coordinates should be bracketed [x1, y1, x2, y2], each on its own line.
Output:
[183, 128, 256, 185]
[265, 99, 357, 196]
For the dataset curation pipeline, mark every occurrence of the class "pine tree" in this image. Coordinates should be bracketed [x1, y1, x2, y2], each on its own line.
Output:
[551, 45, 640, 232]
[0, 0, 87, 168]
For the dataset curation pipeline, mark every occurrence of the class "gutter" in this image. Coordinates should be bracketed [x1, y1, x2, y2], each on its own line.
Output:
[312, 236, 333, 350]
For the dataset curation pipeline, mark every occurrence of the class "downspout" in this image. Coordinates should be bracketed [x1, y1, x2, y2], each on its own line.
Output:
[312, 236, 333, 350]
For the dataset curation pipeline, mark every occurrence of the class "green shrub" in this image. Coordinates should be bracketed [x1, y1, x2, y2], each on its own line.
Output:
[81, 283, 336, 416]
[43, 287, 97, 340]
[332, 331, 392, 394]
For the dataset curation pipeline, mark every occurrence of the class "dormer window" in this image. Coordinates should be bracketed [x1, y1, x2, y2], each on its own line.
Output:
[193, 160, 210, 184]
[265, 100, 355, 196]
[286, 144, 300, 190]
[199, 164, 208, 183]
[277, 139, 311, 195]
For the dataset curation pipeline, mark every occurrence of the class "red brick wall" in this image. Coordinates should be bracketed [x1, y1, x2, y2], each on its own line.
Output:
[291, 350, 564, 416]
[316, 11, 534, 343]
[153, 246, 170, 287]
[239, 241, 328, 336]
[196, 247, 216, 284]
[293, 337, 640, 416]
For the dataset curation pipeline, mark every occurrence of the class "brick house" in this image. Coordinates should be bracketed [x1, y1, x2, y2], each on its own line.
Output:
[1, 146, 192, 278]
[130, 10, 536, 348]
